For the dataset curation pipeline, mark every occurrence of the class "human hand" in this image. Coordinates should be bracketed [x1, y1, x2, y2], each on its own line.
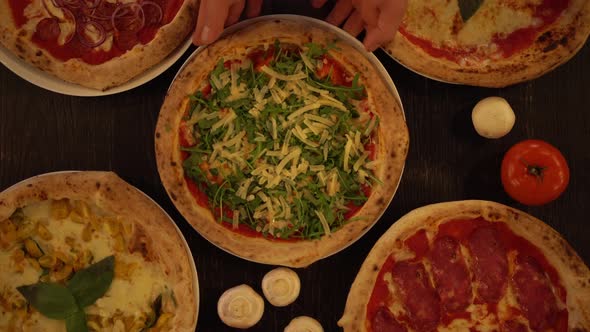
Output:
[311, 0, 408, 52]
[192, 0, 263, 45]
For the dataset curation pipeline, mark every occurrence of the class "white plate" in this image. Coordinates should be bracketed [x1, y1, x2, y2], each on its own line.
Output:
[1, 171, 200, 328]
[170, 15, 407, 264]
[0, 37, 192, 97]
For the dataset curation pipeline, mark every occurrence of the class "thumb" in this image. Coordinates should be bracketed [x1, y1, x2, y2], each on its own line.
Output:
[192, 0, 230, 45]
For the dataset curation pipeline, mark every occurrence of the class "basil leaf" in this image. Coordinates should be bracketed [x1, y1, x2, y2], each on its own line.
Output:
[458, 0, 483, 21]
[67, 255, 115, 308]
[17, 283, 79, 319]
[66, 310, 88, 332]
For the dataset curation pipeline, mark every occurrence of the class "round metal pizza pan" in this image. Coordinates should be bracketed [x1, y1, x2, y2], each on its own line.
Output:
[167, 15, 408, 266]
[0, 37, 192, 97]
[1, 170, 200, 329]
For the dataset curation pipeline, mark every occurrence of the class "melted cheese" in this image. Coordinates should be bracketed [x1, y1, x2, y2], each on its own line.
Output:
[404, 0, 542, 48]
[0, 200, 170, 332]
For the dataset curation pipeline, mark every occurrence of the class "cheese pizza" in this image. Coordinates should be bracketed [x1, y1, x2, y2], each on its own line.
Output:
[339, 200, 590, 332]
[384, 0, 590, 87]
[156, 18, 409, 267]
[0, 172, 197, 331]
[0, 0, 196, 90]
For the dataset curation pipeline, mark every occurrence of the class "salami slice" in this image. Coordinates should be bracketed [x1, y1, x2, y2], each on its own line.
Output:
[35, 18, 61, 42]
[371, 307, 407, 332]
[467, 226, 508, 302]
[429, 236, 472, 312]
[512, 254, 558, 331]
[392, 261, 440, 331]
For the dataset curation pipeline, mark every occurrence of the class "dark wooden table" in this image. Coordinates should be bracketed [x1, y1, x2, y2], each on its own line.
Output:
[1, 3, 589, 331]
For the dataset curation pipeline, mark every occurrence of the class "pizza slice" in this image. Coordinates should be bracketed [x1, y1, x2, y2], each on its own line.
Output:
[0, 0, 196, 90]
[339, 200, 590, 331]
[384, 0, 590, 87]
[0, 172, 198, 331]
[156, 18, 409, 267]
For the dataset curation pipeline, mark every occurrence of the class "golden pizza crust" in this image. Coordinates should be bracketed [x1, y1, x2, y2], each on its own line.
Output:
[384, 0, 590, 87]
[0, 171, 198, 331]
[0, 0, 197, 91]
[155, 18, 409, 268]
[339, 200, 590, 331]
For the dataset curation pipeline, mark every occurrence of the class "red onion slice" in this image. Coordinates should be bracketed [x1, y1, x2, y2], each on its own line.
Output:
[77, 20, 106, 48]
[61, 7, 77, 44]
[111, 3, 145, 33]
[141, 1, 163, 25]
[81, 0, 101, 9]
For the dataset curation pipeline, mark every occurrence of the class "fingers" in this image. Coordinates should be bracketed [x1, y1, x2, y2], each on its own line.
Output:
[192, 0, 231, 45]
[326, 0, 354, 26]
[310, 0, 329, 8]
[352, 0, 379, 26]
[226, 0, 246, 26]
[245, 0, 263, 18]
[363, 0, 408, 51]
[342, 10, 364, 37]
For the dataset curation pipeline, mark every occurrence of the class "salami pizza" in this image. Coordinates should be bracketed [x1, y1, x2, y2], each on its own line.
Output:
[0, 172, 198, 331]
[339, 200, 590, 332]
[384, 0, 590, 87]
[155, 18, 409, 267]
[0, 0, 196, 90]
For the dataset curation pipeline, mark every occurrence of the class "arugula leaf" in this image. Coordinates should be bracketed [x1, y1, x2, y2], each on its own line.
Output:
[17, 283, 79, 320]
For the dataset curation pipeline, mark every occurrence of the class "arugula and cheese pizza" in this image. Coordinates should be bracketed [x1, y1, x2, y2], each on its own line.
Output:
[384, 0, 590, 87]
[0, 0, 196, 90]
[0, 171, 198, 332]
[339, 201, 590, 332]
[155, 18, 409, 267]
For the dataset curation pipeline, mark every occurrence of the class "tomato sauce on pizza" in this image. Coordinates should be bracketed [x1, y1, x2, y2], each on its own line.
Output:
[399, 0, 570, 63]
[177, 41, 379, 241]
[7, 0, 182, 65]
[366, 217, 569, 332]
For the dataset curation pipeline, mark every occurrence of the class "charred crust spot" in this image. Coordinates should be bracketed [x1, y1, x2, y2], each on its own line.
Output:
[543, 235, 550, 241]
[373, 265, 379, 271]
[185, 71, 191, 76]
[362, 225, 368, 231]
[15, 43, 25, 54]
[538, 31, 552, 43]
[376, 198, 385, 206]
[386, 174, 392, 180]
[274, 19, 281, 23]
[155, 132, 161, 139]
[559, 36, 568, 45]
[39, 191, 48, 200]
[390, 150, 396, 158]
[543, 43, 559, 52]
[488, 212, 501, 220]
[95, 182, 101, 189]
[170, 192, 177, 201]
[27, 184, 32, 187]
[35, 51, 42, 56]
[171, 162, 177, 167]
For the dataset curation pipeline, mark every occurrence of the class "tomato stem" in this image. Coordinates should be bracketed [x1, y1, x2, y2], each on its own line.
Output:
[520, 158, 546, 182]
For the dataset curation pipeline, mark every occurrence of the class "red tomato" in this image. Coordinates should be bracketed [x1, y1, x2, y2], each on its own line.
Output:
[501, 139, 569, 206]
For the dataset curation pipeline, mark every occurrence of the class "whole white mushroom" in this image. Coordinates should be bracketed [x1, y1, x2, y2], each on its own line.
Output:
[471, 97, 516, 139]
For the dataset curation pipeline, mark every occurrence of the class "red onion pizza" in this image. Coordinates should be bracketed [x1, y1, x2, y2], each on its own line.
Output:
[0, 0, 196, 90]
